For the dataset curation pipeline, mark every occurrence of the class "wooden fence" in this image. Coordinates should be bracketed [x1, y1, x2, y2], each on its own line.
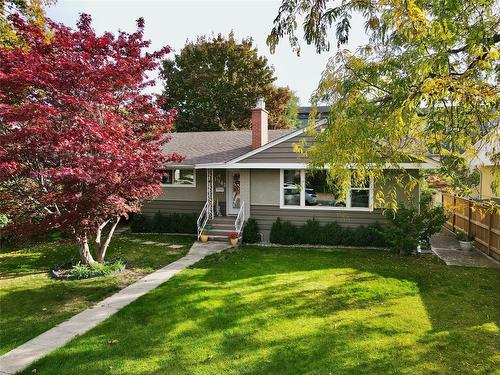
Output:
[442, 193, 500, 261]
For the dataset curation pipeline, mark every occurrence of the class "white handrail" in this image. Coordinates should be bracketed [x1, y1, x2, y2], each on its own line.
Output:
[197, 201, 210, 240]
[234, 201, 245, 237]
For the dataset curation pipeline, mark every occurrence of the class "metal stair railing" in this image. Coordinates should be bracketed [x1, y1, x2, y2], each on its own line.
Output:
[234, 202, 245, 237]
[197, 201, 210, 240]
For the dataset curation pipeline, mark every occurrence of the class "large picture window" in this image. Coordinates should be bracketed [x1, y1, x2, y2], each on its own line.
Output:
[305, 170, 346, 207]
[161, 169, 195, 186]
[280, 169, 373, 210]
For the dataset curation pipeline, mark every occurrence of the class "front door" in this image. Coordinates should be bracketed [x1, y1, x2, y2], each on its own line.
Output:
[226, 170, 241, 215]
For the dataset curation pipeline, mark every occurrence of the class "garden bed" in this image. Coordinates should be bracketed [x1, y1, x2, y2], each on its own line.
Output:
[51, 259, 127, 280]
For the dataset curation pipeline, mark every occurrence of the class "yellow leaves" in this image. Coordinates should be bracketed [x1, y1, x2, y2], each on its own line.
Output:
[488, 46, 500, 60]
[379, 0, 430, 39]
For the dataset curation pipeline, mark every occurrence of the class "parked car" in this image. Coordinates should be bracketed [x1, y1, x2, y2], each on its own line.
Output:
[283, 184, 317, 205]
[305, 188, 317, 205]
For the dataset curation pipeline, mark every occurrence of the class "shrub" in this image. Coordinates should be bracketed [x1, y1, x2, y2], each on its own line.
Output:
[383, 205, 447, 255]
[130, 213, 152, 233]
[269, 218, 387, 247]
[300, 219, 322, 245]
[353, 224, 386, 247]
[130, 212, 197, 234]
[279, 220, 299, 245]
[269, 217, 283, 244]
[242, 218, 260, 243]
[456, 230, 474, 242]
[322, 222, 346, 246]
[69, 259, 126, 279]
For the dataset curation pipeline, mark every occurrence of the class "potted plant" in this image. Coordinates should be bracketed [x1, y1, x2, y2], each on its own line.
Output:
[200, 226, 212, 243]
[228, 232, 240, 247]
[456, 231, 474, 251]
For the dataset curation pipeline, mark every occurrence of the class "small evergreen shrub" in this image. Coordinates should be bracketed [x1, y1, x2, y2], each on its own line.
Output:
[322, 222, 345, 246]
[242, 218, 260, 243]
[269, 217, 283, 244]
[130, 212, 197, 234]
[269, 218, 387, 247]
[130, 213, 152, 232]
[300, 219, 322, 245]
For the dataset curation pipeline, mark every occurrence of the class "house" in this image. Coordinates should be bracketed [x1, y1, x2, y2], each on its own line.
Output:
[142, 100, 439, 241]
[297, 106, 330, 127]
[470, 131, 499, 200]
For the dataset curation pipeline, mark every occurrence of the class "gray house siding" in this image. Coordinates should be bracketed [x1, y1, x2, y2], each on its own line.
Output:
[142, 200, 206, 215]
[142, 169, 226, 216]
[238, 134, 314, 163]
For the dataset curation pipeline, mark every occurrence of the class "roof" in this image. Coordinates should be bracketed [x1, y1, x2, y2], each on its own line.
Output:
[163, 129, 293, 166]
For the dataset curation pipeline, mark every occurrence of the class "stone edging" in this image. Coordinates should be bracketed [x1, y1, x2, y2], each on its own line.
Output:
[252, 243, 390, 251]
[128, 232, 196, 237]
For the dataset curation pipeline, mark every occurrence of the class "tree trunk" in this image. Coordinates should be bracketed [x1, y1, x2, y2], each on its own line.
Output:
[94, 220, 109, 256]
[96, 216, 120, 263]
[79, 236, 96, 265]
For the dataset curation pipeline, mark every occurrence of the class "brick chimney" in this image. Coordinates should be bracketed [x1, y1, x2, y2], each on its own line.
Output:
[251, 98, 268, 149]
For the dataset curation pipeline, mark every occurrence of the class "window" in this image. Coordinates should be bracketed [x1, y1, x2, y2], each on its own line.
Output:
[305, 170, 346, 207]
[350, 176, 370, 208]
[161, 169, 195, 186]
[281, 169, 372, 210]
[283, 170, 301, 206]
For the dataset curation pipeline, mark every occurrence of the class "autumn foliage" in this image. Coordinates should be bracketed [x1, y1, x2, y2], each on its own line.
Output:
[0, 14, 181, 263]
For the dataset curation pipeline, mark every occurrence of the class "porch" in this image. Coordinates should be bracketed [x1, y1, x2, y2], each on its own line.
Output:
[196, 168, 249, 240]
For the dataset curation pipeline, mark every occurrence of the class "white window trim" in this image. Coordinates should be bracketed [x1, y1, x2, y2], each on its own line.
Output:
[279, 169, 374, 211]
[160, 168, 197, 188]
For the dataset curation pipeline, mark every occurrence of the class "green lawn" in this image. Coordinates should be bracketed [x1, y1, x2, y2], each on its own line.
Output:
[0, 233, 194, 355]
[20, 246, 499, 375]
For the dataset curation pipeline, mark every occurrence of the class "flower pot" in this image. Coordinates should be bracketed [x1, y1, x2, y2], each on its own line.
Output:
[459, 241, 473, 251]
[200, 234, 209, 243]
[229, 238, 239, 247]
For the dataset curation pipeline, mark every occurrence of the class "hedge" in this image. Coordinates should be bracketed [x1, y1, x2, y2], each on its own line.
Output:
[242, 218, 260, 243]
[130, 212, 197, 234]
[269, 217, 387, 247]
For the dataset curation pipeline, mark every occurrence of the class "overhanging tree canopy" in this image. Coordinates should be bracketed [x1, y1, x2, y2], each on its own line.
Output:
[269, 0, 500, 200]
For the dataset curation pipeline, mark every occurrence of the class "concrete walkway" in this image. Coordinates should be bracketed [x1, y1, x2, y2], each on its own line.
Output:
[431, 229, 500, 268]
[0, 241, 230, 375]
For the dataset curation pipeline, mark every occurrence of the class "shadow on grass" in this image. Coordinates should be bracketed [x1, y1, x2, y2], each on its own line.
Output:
[20, 246, 500, 374]
[0, 234, 193, 355]
[0, 275, 121, 355]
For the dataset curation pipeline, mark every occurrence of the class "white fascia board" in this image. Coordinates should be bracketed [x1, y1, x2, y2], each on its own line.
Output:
[163, 164, 195, 169]
[194, 163, 225, 169]
[194, 161, 439, 170]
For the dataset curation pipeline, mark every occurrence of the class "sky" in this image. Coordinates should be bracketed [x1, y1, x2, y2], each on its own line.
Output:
[46, 0, 368, 106]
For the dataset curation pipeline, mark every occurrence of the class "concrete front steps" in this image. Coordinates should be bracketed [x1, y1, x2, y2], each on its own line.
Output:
[206, 216, 237, 241]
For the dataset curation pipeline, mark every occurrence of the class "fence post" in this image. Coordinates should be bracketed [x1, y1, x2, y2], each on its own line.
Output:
[452, 195, 456, 232]
[487, 211, 492, 256]
[467, 199, 472, 236]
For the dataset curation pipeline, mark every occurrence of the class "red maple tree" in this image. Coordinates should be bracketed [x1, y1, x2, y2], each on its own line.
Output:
[0, 14, 181, 264]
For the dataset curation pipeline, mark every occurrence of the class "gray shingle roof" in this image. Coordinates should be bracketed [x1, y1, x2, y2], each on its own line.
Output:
[163, 129, 293, 166]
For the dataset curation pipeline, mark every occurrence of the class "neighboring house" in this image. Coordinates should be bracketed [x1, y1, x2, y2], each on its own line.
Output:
[297, 106, 330, 127]
[142, 100, 439, 241]
[470, 132, 499, 200]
